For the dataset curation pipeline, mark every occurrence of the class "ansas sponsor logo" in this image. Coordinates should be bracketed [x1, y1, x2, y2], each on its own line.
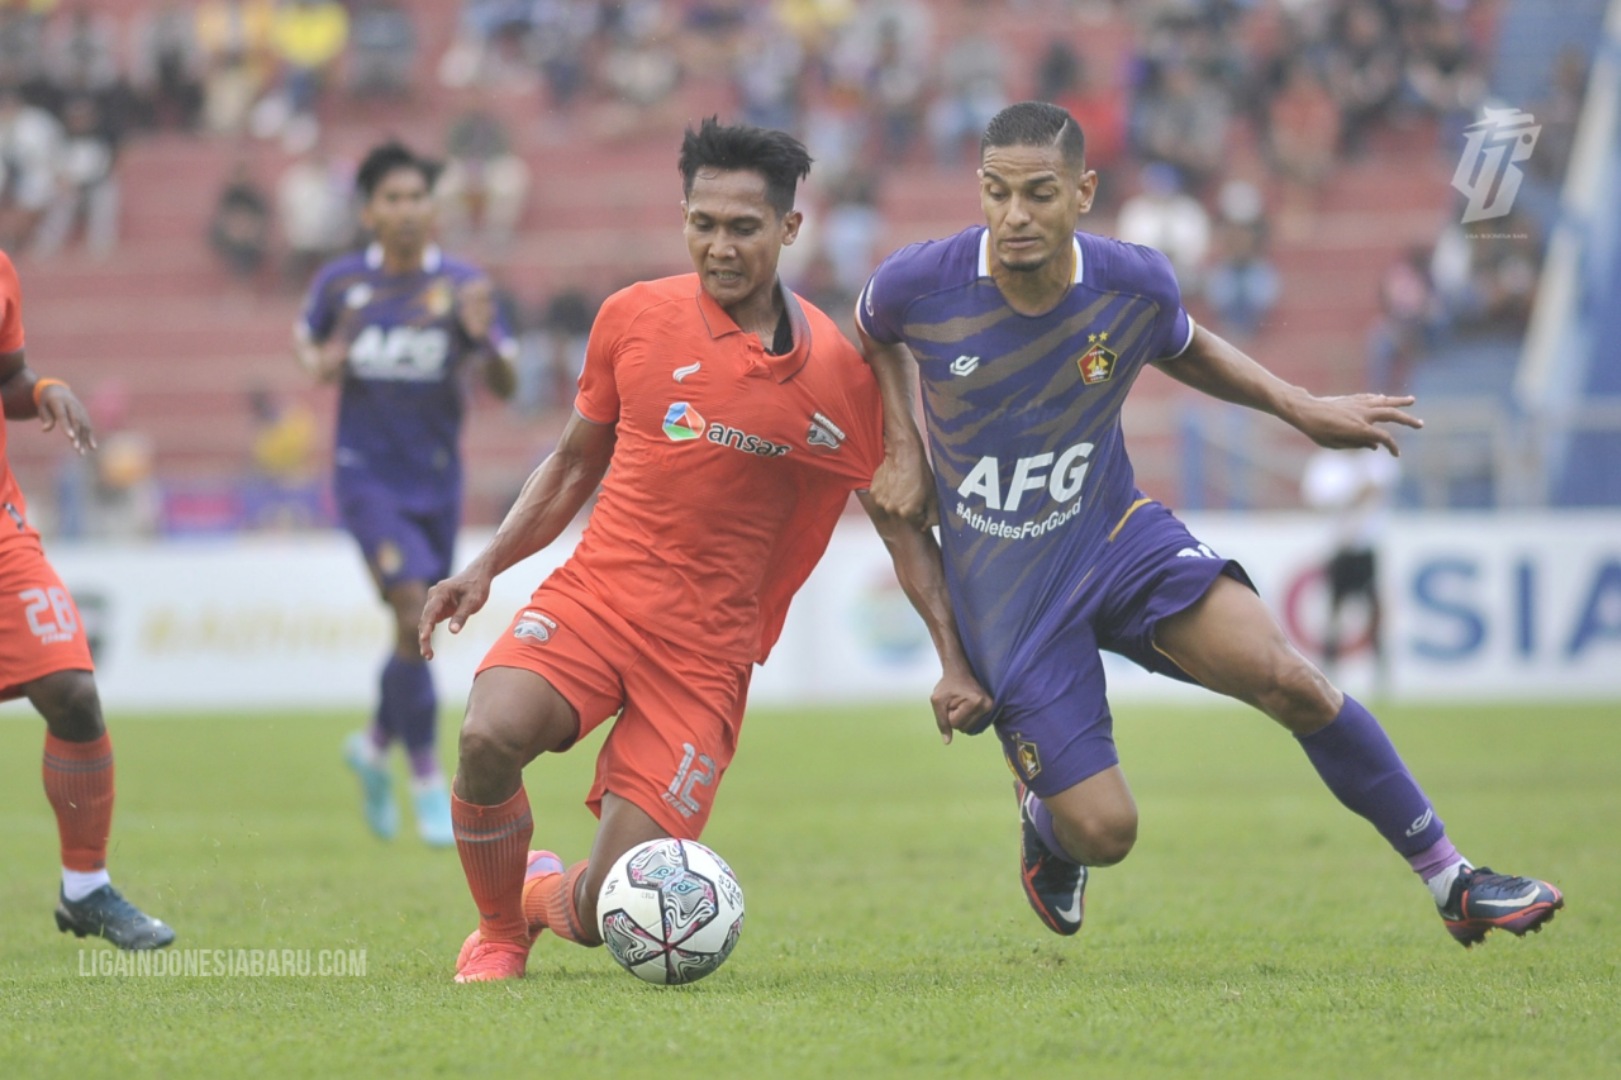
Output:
[663, 402, 790, 457]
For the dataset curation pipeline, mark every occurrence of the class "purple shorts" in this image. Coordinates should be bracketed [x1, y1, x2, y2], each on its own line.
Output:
[993, 500, 1253, 798]
[336, 482, 458, 591]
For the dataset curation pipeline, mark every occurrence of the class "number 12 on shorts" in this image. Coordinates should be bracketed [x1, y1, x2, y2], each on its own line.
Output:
[663, 742, 716, 820]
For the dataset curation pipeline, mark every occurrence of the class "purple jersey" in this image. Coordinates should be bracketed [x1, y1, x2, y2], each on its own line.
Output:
[299, 244, 515, 509]
[858, 226, 1195, 698]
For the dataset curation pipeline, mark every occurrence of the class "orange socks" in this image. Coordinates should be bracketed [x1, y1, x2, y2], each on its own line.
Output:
[42, 733, 114, 873]
[524, 860, 598, 946]
[452, 788, 533, 945]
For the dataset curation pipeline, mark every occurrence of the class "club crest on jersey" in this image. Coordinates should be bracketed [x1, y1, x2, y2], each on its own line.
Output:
[423, 278, 455, 318]
[1014, 736, 1042, 780]
[1078, 332, 1117, 385]
[806, 411, 846, 451]
[663, 401, 706, 441]
[513, 610, 557, 643]
[344, 282, 374, 309]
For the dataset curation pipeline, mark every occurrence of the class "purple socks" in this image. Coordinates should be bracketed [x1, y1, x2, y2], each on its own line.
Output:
[379, 653, 440, 780]
[1296, 695, 1447, 858]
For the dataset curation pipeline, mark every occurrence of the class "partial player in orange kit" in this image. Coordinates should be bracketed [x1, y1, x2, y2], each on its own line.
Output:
[0, 250, 174, 950]
[420, 119, 991, 981]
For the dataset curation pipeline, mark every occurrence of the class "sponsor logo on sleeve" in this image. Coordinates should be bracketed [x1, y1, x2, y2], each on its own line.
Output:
[806, 411, 846, 451]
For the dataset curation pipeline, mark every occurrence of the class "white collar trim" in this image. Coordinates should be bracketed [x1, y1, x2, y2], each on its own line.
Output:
[365, 242, 443, 272]
[978, 229, 1083, 284]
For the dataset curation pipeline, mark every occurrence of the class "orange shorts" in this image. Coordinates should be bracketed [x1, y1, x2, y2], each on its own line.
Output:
[477, 579, 752, 839]
[0, 540, 94, 701]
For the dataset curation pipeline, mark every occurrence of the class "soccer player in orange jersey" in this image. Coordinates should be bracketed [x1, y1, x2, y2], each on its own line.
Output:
[420, 119, 992, 982]
[0, 250, 174, 950]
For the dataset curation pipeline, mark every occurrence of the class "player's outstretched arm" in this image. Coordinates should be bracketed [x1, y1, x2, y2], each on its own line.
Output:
[419, 410, 615, 659]
[859, 491, 993, 743]
[1154, 324, 1424, 456]
[456, 277, 518, 401]
[292, 324, 349, 383]
[855, 319, 936, 528]
[0, 352, 95, 452]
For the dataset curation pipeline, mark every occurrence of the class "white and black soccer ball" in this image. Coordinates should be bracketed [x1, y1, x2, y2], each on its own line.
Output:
[596, 838, 744, 985]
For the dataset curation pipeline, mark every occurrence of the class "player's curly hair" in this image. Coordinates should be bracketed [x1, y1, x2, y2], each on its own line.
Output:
[355, 140, 441, 198]
[981, 102, 1087, 172]
[679, 117, 813, 216]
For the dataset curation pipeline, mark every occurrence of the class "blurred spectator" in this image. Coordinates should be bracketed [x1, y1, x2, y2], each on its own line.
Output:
[346, 0, 416, 100]
[276, 141, 352, 282]
[208, 161, 272, 282]
[243, 383, 323, 529]
[134, 2, 205, 131]
[926, 0, 1007, 165]
[264, 0, 349, 126]
[734, 13, 807, 134]
[518, 286, 596, 413]
[196, 0, 275, 136]
[32, 94, 119, 258]
[1322, 0, 1402, 156]
[819, 170, 881, 300]
[1040, 43, 1126, 177]
[1367, 245, 1443, 395]
[42, 3, 121, 101]
[438, 0, 541, 91]
[529, 0, 602, 113]
[832, 0, 931, 162]
[1116, 163, 1210, 288]
[1301, 446, 1398, 687]
[1136, 63, 1230, 194]
[74, 380, 160, 540]
[1204, 220, 1279, 341]
[1267, 60, 1340, 231]
[1430, 212, 1542, 339]
[1402, 10, 1485, 144]
[0, 84, 63, 250]
[437, 91, 531, 247]
[1529, 47, 1588, 186]
[593, 5, 682, 142]
[0, 7, 50, 96]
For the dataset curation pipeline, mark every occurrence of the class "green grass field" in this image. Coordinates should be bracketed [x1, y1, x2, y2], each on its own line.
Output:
[1, 701, 1616, 1079]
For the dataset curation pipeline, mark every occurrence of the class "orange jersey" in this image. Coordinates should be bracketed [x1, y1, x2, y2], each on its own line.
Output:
[554, 275, 883, 663]
[0, 251, 37, 548]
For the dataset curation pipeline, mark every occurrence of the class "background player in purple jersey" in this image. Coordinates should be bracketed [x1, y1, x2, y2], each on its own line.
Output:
[294, 141, 517, 848]
[857, 102, 1562, 948]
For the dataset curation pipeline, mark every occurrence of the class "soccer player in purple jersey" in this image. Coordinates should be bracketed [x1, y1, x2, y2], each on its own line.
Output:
[857, 102, 1562, 947]
[295, 141, 517, 847]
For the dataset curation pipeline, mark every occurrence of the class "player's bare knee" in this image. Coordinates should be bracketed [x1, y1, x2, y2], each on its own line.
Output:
[30, 670, 104, 742]
[455, 717, 525, 789]
[1057, 810, 1137, 866]
[1255, 655, 1339, 734]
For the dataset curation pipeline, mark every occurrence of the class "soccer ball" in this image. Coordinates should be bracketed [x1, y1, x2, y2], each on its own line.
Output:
[596, 837, 744, 985]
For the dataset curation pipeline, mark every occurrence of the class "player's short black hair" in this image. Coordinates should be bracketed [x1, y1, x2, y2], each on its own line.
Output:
[981, 102, 1087, 172]
[678, 117, 812, 216]
[355, 140, 439, 199]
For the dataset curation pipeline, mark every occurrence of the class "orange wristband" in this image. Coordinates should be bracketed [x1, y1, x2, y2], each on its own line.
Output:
[31, 378, 68, 408]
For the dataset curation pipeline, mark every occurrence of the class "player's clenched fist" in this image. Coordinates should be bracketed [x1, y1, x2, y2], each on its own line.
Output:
[930, 669, 994, 745]
[419, 568, 492, 660]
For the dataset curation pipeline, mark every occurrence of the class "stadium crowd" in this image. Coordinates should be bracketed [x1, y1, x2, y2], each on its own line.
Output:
[0, 0, 1587, 535]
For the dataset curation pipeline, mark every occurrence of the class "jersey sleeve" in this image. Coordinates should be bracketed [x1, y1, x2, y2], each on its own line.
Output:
[298, 262, 342, 342]
[1136, 245, 1194, 360]
[0, 252, 24, 354]
[573, 288, 631, 424]
[855, 241, 938, 346]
